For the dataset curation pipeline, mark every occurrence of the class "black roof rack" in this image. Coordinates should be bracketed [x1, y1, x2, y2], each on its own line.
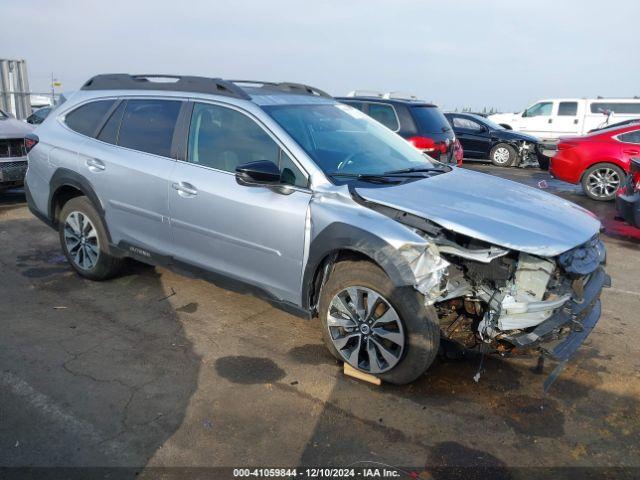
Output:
[81, 74, 251, 100]
[229, 80, 332, 98]
[81, 74, 332, 100]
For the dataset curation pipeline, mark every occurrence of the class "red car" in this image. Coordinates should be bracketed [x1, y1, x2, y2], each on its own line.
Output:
[550, 122, 640, 201]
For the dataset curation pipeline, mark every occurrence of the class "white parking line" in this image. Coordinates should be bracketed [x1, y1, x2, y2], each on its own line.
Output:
[0, 371, 124, 457]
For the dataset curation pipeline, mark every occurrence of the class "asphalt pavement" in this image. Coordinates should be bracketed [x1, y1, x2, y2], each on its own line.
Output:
[1, 164, 638, 477]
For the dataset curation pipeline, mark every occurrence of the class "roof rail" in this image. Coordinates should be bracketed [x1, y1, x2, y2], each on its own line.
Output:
[346, 90, 384, 98]
[230, 80, 332, 98]
[81, 74, 251, 100]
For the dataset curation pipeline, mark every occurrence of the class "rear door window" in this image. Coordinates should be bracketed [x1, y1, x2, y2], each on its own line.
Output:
[65, 100, 115, 137]
[452, 116, 482, 131]
[117, 99, 181, 157]
[367, 103, 399, 131]
[558, 102, 578, 116]
[97, 101, 126, 144]
[410, 106, 452, 134]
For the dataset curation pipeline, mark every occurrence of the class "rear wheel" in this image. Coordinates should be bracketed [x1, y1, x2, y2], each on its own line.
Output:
[59, 196, 123, 280]
[319, 260, 440, 385]
[581, 163, 624, 201]
[490, 143, 516, 167]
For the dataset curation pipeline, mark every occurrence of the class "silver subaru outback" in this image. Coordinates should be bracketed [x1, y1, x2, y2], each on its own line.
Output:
[25, 74, 609, 385]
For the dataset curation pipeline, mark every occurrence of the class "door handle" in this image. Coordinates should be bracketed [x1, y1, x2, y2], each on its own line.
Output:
[172, 181, 198, 197]
[548, 119, 553, 124]
[86, 158, 105, 172]
[573, 119, 579, 124]
[624, 149, 639, 155]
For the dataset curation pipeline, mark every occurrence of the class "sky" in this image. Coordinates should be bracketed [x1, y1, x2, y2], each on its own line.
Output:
[2, 0, 638, 112]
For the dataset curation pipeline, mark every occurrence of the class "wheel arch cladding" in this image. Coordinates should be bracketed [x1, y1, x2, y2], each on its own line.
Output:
[48, 168, 112, 242]
[302, 222, 422, 312]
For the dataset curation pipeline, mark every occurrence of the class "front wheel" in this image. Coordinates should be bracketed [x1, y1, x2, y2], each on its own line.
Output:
[581, 163, 624, 201]
[318, 260, 440, 385]
[489, 143, 516, 167]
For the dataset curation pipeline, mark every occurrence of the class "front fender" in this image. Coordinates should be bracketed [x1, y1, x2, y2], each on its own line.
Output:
[301, 187, 439, 310]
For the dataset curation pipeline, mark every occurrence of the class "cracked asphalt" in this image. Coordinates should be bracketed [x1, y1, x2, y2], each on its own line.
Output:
[1, 164, 639, 475]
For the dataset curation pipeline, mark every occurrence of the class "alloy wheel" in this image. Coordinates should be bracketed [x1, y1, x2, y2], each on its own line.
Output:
[586, 168, 620, 199]
[64, 211, 100, 270]
[326, 286, 405, 374]
[493, 147, 511, 165]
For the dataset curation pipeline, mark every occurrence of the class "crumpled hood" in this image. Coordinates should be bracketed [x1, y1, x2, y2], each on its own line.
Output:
[356, 167, 601, 257]
[0, 117, 33, 139]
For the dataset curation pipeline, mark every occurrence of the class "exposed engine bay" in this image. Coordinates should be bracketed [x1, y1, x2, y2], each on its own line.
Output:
[369, 202, 608, 358]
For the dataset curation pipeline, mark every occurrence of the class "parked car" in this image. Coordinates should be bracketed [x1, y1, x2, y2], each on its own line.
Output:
[26, 106, 52, 125]
[0, 108, 33, 190]
[489, 98, 640, 139]
[444, 112, 545, 168]
[26, 74, 608, 385]
[616, 158, 640, 228]
[550, 122, 640, 200]
[336, 92, 459, 165]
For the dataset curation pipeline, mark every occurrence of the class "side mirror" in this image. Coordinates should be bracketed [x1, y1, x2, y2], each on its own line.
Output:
[235, 160, 281, 186]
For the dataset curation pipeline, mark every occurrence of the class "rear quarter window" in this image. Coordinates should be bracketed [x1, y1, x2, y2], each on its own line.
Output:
[64, 100, 115, 137]
[410, 106, 452, 134]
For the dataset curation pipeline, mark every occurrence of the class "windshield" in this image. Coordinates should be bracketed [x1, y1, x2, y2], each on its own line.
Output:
[410, 106, 452, 134]
[264, 103, 439, 178]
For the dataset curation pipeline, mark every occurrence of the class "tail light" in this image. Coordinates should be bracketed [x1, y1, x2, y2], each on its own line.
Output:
[454, 139, 464, 165]
[24, 134, 39, 153]
[408, 136, 436, 152]
[408, 136, 451, 155]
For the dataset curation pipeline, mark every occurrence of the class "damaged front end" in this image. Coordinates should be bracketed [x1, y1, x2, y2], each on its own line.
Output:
[515, 140, 540, 168]
[389, 211, 609, 386]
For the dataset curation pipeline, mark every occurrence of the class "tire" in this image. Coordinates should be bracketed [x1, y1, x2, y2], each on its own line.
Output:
[318, 260, 440, 385]
[537, 154, 550, 171]
[58, 196, 123, 280]
[581, 163, 625, 201]
[489, 143, 516, 167]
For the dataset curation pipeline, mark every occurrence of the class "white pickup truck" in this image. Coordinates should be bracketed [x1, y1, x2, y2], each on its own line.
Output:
[489, 98, 640, 139]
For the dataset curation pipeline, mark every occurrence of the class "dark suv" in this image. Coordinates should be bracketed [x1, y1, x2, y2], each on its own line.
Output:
[337, 93, 457, 164]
